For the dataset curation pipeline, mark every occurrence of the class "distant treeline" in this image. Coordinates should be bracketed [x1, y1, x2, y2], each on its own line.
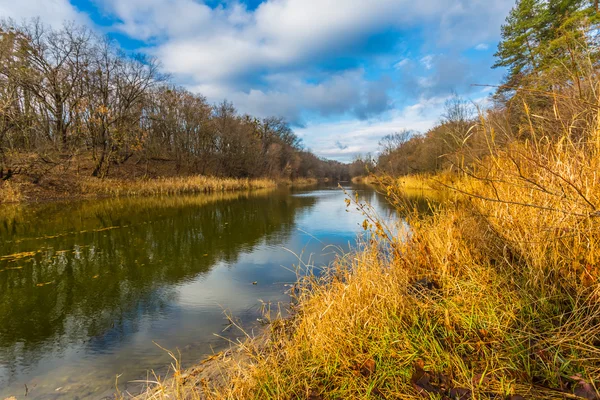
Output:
[362, 0, 600, 177]
[0, 20, 349, 182]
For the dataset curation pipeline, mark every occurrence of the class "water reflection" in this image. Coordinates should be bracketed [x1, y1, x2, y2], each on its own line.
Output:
[0, 185, 394, 399]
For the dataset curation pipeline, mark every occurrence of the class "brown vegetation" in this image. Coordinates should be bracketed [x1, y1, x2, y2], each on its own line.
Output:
[0, 153, 280, 203]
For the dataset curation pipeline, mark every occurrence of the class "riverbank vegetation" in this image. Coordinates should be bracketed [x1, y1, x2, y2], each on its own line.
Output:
[132, 1, 600, 399]
[0, 19, 348, 203]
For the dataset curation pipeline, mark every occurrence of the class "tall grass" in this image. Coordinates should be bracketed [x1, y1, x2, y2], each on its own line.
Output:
[351, 175, 378, 185]
[80, 175, 276, 197]
[0, 180, 23, 203]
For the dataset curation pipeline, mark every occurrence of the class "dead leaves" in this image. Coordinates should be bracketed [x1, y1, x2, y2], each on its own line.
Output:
[571, 375, 600, 400]
[410, 360, 525, 400]
[448, 387, 472, 399]
[351, 358, 377, 378]
[360, 358, 376, 377]
[410, 359, 450, 396]
[409, 361, 600, 400]
[307, 390, 323, 400]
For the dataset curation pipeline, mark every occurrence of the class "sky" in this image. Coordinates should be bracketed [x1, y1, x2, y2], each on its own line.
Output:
[0, 0, 515, 162]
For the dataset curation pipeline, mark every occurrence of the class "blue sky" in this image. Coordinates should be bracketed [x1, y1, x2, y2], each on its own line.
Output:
[0, 0, 515, 161]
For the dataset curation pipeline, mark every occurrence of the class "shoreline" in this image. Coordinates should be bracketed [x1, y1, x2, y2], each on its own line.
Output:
[0, 175, 321, 205]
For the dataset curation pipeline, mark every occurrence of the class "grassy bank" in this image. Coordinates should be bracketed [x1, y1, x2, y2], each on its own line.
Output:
[133, 89, 600, 399]
[80, 175, 277, 198]
[0, 152, 328, 204]
[0, 173, 280, 204]
[350, 175, 378, 185]
[0, 171, 334, 204]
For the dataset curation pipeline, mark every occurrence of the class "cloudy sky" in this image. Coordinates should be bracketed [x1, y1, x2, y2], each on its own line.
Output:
[0, 0, 514, 161]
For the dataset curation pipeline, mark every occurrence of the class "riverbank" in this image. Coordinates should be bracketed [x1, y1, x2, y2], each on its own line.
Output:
[136, 177, 600, 399]
[0, 175, 277, 203]
[0, 151, 328, 204]
[132, 114, 600, 398]
[0, 166, 320, 204]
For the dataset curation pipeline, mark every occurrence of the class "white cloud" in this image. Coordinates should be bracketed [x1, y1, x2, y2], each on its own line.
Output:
[0, 0, 89, 27]
[436, 1, 512, 47]
[475, 43, 489, 51]
[301, 90, 494, 161]
[192, 69, 391, 124]
[420, 55, 435, 70]
[394, 59, 410, 69]
[93, 0, 512, 130]
[100, 0, 513, 85]
[1, 0, 514, 161]
[298, 96, 450, 161]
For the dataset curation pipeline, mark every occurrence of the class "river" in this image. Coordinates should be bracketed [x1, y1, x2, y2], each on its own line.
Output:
[0, 184, 400, 399]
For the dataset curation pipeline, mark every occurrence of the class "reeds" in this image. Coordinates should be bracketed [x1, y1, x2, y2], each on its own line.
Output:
[0, 180, 23, 203]
[80, 175, 276, 198]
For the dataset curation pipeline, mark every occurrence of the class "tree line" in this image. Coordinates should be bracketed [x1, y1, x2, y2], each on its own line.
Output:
[0, 19, 349, 182]
[369, 0, 600, 177]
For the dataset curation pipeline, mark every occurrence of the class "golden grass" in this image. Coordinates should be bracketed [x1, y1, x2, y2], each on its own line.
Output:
[80, 175, 276, 197]
[138, 204, 582, 399]
[393, 174, 436, 191]
[0, 180, 24, 203]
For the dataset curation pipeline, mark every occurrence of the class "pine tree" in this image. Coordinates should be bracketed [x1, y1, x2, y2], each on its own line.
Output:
[494, 0, 598, 93]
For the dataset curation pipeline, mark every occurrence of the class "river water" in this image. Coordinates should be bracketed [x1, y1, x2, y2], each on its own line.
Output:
[0, 184, 398, 399]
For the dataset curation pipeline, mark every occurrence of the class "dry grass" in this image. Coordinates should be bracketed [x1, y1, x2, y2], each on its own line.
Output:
[138, 203, 589, 399]
[393, 174, 437, 191]
[80, 175, 276, 198]
[0, 180, 24, 203]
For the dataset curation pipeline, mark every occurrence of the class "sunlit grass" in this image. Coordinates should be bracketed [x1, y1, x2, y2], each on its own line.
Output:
[0, 180, 23, 203]
[80, 175, 276, 197]
[0, 175, 322, 204]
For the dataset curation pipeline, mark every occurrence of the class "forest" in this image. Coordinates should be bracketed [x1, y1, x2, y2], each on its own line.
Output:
[0, 19, 349, 202]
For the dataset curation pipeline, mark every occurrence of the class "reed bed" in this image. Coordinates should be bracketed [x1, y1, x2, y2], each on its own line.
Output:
[80, 175, 276, 198]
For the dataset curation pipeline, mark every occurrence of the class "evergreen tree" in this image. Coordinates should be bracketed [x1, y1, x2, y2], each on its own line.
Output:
[494, 0, 598, 93]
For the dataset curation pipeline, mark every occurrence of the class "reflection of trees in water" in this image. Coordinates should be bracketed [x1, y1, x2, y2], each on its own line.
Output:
[0, 191, 316, 378]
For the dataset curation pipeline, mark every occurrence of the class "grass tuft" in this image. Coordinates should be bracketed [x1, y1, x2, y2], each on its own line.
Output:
[0, 180, 24, 203]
